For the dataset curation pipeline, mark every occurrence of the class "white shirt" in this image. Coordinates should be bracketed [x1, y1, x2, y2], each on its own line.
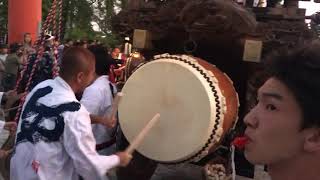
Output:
[81, 75, 116, 155]
[0, 54, 7, 63]
[10, 77, 120, 180]
[0, 120, 4, 133]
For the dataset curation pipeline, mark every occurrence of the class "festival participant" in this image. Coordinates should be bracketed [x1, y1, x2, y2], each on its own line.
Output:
[0, 120, 17, 158]
[244, 41, 320, 180]
[11, 47, 132, 180]
[81, 45, 117, 155]
[22, 33, 35, 54]
[0, 44, 8, 62]
[3, 43, 23, 91]
[0, 90, 19, 158]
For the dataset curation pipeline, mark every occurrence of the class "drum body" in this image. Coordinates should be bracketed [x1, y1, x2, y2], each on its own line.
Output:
[124, 52, 146, 81]
[119, 54, 239, 164]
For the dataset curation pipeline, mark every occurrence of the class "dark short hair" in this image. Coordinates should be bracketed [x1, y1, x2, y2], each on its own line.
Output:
[264, 41, 320, 129]
[88, 45, 113, 76]
[60, 47, 95, 80]
[9, 43, 22, 53]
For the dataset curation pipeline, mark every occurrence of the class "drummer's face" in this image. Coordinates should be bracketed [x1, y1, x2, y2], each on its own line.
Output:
[244, 78, 305, 166]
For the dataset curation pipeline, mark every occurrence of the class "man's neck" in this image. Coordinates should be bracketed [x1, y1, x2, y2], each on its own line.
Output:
[60, 76, 79, 94]
[269, 154, 320, 180]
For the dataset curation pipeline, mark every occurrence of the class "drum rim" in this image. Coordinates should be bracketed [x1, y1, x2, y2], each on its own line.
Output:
[152, 54, 224, 164]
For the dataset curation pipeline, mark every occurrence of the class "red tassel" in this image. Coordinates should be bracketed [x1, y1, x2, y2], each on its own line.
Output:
[232, 137, 249, 150]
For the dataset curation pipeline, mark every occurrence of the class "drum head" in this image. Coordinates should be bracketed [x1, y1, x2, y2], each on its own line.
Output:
[119, 56, 223, 163]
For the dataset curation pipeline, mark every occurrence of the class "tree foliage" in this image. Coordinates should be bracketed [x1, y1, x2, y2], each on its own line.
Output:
[0, 0, 8, 42]
[0, 0, 127, 47]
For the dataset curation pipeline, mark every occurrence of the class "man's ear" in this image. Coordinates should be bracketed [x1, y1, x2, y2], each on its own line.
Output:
[76, 72, 85, 84]
[304, 128, 320, 152]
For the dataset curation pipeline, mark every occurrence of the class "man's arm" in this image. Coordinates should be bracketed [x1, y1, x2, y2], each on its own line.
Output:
[81, 86, 116, 128]
[0, 90, 25, 108]
[90, 114, 116, 128]
[0, 150, 10, 158]
[0, 121, 17, 134]
[63, 109, 131, 179]
[4, 122, 17, 134]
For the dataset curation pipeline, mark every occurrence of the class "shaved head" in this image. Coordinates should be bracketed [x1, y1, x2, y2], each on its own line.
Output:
[60, 47, 95, 81]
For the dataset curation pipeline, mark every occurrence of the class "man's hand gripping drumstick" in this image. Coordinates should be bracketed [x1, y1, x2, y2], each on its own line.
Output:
[105, 92, 134, 167]
[90, 92, 124, 128]
[95, 95, 160, 167]
[116, 113, 160, 167]
[106, 92, 124, 128]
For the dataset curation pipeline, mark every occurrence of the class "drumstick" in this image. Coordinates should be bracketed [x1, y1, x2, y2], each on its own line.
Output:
[125, 113, 160, 155]
[108, 92, 124, 121]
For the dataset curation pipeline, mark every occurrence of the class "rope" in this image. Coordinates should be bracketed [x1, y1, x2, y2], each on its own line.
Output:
[52, 46, 59, 77]
[57, 0, 63, 41]
[52, 0, 63, 77]
[14, 47, 45, 123]
[0, 106, 21, 117]
[52, 0, 58, 39]
[14, 0, 58, 91]
[14, 59, 30, 92]
[14, 0, 63, 123]
[37, 0, 57, 44]
[4, 106, 20, 113]
[43, 0, 58, 34]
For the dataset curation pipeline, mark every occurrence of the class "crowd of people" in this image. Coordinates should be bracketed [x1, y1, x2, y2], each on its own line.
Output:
[0, 33, 132, 180]
[0, 33, 127, 91]
[0, 30, 320, 180]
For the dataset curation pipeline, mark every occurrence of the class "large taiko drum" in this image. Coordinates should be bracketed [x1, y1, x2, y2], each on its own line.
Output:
[118, 54, 239, 164]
